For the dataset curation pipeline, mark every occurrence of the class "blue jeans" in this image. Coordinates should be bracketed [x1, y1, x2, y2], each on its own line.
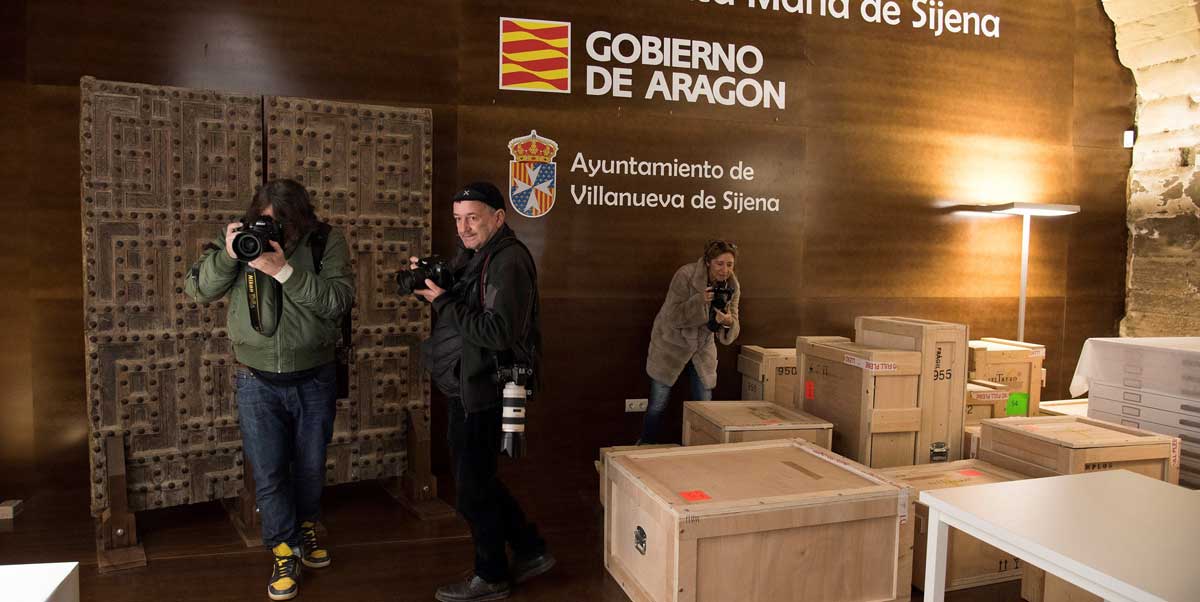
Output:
[236, 363, 337, 549]
[640, 361, 712, 444]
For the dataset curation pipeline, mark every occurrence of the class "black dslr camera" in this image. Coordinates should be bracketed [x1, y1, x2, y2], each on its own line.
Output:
[706, 280, 735, 332]
[232, 216, 283, 262]
[396, 256, 455, 295]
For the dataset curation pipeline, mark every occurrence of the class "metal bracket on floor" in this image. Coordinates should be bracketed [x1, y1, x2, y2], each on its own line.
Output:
[385, 406, 456, 521]
[224, 460, 263, 548]
[95, 432, 147, 573]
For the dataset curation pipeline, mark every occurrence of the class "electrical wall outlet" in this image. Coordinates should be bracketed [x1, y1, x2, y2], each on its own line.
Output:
[625, 398, 649, 412]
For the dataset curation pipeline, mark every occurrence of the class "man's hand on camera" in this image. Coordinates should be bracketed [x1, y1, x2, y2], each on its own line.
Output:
[715, 309, 734, 327]
[408, 256, 419, 271]
[224, 222, 241, 259]
[249, 240, 288, 276]
[414, 279, 445, 303]
[704, 286, 714, 303]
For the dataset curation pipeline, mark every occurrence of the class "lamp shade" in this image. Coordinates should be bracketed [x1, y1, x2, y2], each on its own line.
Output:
[989, 202, 1080, 217]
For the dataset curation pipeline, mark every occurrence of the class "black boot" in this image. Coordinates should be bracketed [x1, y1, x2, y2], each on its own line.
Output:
[512, 552, 556, 584]
[434, 574, 511, 602]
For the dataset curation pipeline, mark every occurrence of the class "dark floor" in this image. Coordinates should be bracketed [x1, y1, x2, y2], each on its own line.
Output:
[0, 458, 1021, 602]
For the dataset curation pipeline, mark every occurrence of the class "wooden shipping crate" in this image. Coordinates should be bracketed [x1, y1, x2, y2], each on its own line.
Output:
[880, 460, 1028, 592]
[979, 416, 1181, 484]
[1039, 398, 1089, 418]
[798, 336, 927, 467]
[681, 400, 833, 448]
[597, 444, 678, 508]
[737, 346, 799, 407]
[604, 440, 914, 602]
[965, 380, 1011, 427]
[968, 338, 1046, 416]
[855, 317, 968, 462]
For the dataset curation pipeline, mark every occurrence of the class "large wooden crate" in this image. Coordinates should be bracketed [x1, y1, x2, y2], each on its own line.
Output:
[968, 338, 1046, 416]
[681, 400, 833, 448]
[737, 346, 798, 406]
[604, 440, 914, 602]
[880, 460, 1028, 592]
[597, 444, 678, 508]
[965, 380, 1011, 427]
[856, 317, 968, 463]
[978, 416, 1181, 484]
[799, 336, 947, 467]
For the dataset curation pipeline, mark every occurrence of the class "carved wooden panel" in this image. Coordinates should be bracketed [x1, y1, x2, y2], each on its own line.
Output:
[265, 97, 432, 486]
[83, 80, 434, 517]
[81, 77, 263, 515]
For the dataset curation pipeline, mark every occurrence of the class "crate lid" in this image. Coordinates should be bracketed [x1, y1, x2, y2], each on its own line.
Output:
[739, 345, 796, 358]
[686, 401, 832, 431]
[799, 339, 922, 374]
[879, 459, 1025, 493]
[610, 440, 901, 508]
[981, 416, 1175, 448]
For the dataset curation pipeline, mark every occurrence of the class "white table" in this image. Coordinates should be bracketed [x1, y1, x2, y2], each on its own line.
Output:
[0, 562, 80, 602]
[921, 470, 1199, 602]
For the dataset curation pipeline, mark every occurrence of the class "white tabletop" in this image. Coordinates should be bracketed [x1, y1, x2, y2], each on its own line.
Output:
[921, 471, 1199, 602]
[0, 562, 80, 602]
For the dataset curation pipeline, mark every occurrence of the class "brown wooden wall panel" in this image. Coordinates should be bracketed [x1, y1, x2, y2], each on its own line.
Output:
[265, 96, 433, 485]
[81, 78, 263, 515]
[2, 1, 1137, 490]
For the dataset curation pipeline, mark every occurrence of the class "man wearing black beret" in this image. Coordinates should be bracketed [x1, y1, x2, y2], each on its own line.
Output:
[408, 182, 553, 601]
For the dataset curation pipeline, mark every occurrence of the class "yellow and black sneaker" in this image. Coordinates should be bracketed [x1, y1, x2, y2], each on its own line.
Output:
[299, 521, 331, 569]
[268, 542, 302, 601]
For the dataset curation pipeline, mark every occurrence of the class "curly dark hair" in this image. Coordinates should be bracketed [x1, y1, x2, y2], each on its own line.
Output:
[244, 178, 320, 249]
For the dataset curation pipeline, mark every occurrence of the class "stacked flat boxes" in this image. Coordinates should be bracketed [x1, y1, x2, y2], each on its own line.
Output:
[1078, 338, 1200, 489]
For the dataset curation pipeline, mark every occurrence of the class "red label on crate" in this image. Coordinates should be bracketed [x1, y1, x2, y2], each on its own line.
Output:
[679, 490, 712, 502]
[957, 469, 984, 477]
[805, 381, 815, 400]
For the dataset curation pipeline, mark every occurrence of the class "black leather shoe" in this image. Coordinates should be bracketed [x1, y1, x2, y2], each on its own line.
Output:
[512, 552, 556, 585]
[434, 574, 511, 602]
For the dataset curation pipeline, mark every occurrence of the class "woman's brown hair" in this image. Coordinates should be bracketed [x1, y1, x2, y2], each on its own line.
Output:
[703, 239, 738, 264]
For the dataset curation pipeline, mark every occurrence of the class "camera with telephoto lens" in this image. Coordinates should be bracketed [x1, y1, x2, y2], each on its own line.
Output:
[706, 280, 735, 332]
[396, 256, 455, 296]
[232, 216, 284, 262]
[493, 363, 534, 459]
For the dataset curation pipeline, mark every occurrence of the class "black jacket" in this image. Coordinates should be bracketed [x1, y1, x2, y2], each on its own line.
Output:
[424, 224, 541, 413]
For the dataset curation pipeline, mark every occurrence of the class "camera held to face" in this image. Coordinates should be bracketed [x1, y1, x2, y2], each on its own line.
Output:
[706, 280, 735, 332]
[396, 256, 455, 296]
[233, 216, 284, 262]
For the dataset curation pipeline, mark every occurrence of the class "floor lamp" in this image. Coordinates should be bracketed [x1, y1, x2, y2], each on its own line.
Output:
[986, 202, 1081, 341]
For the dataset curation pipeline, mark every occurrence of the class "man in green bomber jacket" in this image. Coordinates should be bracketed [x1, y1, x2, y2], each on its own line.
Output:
[183, 178, 354, 602]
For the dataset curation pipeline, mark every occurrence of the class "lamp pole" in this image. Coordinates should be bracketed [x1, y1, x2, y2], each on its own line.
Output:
[1018, 214, 1030, 342]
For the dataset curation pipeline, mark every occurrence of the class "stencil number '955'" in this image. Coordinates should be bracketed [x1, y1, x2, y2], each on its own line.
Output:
[933, 368, 953, 381]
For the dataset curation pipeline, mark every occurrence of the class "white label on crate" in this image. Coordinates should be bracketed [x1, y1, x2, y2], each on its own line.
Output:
[971, 392, 1010, 402]
[1172, 438, 1181, 468]
[843, 355, 897, 373]
[1029, 348, 1046, 359]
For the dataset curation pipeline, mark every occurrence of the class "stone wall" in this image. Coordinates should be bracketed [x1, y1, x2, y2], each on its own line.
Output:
[1103, 0, 1200, 335]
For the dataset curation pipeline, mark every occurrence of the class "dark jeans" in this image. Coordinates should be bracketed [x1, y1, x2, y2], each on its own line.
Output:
[448, 399, 546, 583]
[640, 361, 712, 444]
[236, 362, 337, 549]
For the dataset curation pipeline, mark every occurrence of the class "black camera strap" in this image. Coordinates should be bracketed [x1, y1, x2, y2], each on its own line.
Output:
[245, 265, 282, 337]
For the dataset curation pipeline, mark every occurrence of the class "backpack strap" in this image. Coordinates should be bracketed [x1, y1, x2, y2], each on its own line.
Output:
[309, 222, 333, 274]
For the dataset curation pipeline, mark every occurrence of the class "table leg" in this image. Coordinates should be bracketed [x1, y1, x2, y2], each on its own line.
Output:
[923, 507, 950, 602]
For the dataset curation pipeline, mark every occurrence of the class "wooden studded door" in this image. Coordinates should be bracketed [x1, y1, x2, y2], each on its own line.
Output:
[81, 78, 433, 521]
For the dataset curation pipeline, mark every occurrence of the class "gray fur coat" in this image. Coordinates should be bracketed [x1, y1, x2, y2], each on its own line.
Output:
[645, 258, 741, 389]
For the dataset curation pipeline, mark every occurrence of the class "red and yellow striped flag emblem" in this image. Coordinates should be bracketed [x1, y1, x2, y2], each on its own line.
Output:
[499, 18, 570, 93]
